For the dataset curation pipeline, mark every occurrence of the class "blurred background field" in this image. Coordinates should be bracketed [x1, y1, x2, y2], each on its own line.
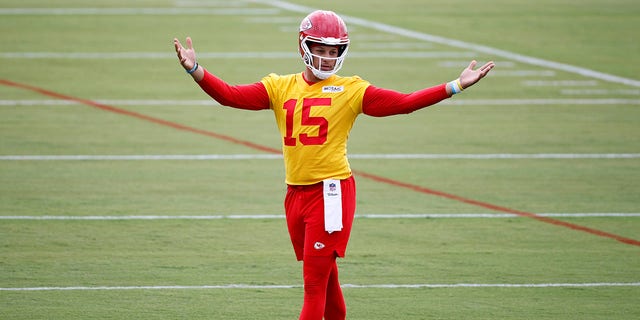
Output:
[1, 0, 639, 319]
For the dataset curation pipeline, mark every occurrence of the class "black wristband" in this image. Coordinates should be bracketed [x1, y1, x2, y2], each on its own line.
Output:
[186, 62, 198, 74]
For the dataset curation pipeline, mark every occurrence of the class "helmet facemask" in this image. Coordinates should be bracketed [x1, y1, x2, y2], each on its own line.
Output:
[298, 10, 350, 80]
[300, 37, 349, 80]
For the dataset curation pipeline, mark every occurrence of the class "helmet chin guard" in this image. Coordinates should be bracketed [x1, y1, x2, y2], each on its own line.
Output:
[298, 10, 350, 79]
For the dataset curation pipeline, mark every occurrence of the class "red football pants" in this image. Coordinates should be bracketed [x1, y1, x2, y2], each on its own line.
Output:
[284, 176, 356, 320]
[284, 176, 356, 260]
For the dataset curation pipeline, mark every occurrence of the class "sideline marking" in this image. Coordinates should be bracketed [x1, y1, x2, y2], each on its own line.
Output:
[1, 78, 639, 247]
[1, 213, 639, 220]
[2, 282, 639, 291]
[1, 154, 639, 161]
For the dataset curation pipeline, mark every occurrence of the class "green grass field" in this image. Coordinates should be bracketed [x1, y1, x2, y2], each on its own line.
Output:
[1, 0, 639, 319]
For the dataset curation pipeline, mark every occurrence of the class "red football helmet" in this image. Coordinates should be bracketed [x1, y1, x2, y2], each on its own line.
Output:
[298, 10, 350, 79]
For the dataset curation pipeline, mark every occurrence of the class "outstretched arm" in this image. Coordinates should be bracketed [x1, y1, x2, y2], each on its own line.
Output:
[174, 37, 204, 81]
[362, 84, 449, 117]
[363, 60, 495, 117]
[173, 36, 270, 110]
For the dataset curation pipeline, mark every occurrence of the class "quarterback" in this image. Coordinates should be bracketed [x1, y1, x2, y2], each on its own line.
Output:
[174, 10, 494, 320]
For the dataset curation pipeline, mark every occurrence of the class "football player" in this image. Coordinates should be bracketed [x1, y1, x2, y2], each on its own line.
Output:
[174, 10, 494, 320]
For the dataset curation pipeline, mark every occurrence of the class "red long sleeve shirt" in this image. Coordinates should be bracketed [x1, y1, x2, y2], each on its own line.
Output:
[197, 69, 450, 116]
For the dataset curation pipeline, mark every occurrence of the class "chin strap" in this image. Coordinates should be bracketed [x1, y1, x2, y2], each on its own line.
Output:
[311, 68, 333, 80]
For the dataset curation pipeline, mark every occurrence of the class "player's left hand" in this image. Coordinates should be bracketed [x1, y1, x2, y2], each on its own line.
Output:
[459, 60, 495, 89]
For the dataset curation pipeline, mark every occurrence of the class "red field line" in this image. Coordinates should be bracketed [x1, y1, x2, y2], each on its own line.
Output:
[0, 79, 279, 154]
[3, 78, 639, 247]
[354, 171, 640, 247]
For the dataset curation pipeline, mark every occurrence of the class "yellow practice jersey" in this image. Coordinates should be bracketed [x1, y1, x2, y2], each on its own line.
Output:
[261, 73, 370, 185]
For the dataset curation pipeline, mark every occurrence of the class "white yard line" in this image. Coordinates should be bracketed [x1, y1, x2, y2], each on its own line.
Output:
[0, 51, 473, 59]
[0, 8, 279, 15]
[1, 154, 639, 161]
[2, 282, 639, 291]
[0, 154, 282, 161]
[1, 4, 637, 86]
[444, 98, 640, 105]
[256, 0, 640, 88]
[522, 80, 599, 86]
[0, 99, 220, 106]
[561, 89, 640, 96]
[349, 154, 640, 159]
[1, 213, 639, 220]
[490, 70, 556, 77]
[2, 98, 640, 106]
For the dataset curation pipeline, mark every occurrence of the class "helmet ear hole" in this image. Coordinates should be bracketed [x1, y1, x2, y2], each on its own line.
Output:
[305, 41, 318, 50]
[338, 44, 347, 57]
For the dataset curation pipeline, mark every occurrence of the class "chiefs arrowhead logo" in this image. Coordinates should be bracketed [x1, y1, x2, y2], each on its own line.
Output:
[300, 17, 312, 32]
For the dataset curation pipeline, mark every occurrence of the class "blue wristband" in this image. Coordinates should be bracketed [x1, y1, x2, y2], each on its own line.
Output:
[186, 62, 198, 74]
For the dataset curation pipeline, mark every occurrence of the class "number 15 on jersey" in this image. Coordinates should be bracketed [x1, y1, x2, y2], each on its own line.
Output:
[282, 98, 331, 146]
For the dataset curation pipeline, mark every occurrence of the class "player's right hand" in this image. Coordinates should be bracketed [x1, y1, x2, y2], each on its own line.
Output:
[174, 37, 197, 71]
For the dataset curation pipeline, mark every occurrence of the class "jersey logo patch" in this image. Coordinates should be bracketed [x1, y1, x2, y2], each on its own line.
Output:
[322, 86, 344, 93]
